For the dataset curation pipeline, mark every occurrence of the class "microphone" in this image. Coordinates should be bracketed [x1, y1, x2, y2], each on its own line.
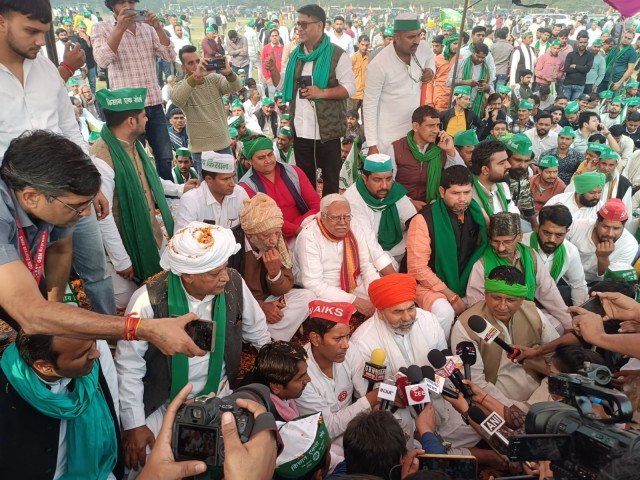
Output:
[363, 348, 387, 393]
[441, 348, 453, 356]
[428, 349, 474, 400]
[393, 371, 410, 408]
[467, 405, 510, 453]
[456, 341, 477, 381]
[406, 365, 430, 414]
[468, 315, 521, 361]
[421, 365, 459, 399]
[377, 379, 397, 411]
[399, 366, 409, 375]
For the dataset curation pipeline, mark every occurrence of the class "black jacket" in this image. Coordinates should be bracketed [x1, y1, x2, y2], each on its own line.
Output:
[564, 50, 594, 86]
[255, 109, 278, 138]
[440, 108, 483, 133]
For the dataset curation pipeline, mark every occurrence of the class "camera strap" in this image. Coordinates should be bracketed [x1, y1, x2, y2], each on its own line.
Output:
[254, 412, 284, 455]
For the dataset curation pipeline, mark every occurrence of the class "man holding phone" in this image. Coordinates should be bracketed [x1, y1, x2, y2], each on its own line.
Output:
[92, 1, 177, 181]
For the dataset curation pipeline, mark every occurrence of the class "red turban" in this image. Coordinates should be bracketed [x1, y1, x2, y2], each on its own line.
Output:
[368, 274, 417, 311]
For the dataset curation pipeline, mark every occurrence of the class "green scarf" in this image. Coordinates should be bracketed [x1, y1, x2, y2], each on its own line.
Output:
[529, 231, 566, 282]
[279, 147, 293, 164]
[443, 34, 459, 61]
[0, 342, 117, 479]
[483, 243, 536, 301]
[432, 197, 488, 295]
[100, 125, 174, 280]
[282, 34, 335, 103]
[355, 176, 407, 251]
[406, 130, 443, 203]
[168, 273, 227, 400]
[472, 174, 508, 216]
[172, 166, 198, 185]
[485, 278, 529, 297]
[461, 55, 488, 117]
[605, 45, 632, 75]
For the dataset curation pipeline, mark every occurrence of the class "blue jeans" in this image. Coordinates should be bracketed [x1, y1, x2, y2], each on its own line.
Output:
[139, 104, 174, 180]
[564, 84, 585, 101]
[494, 74, 508, 89]
[87, 66, 97, 94]
[156, 58, 172, 87]
[72, 211, 116, 315]
[192, 145, 233, 177]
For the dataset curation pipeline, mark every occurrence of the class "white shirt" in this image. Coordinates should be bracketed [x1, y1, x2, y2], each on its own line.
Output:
[93, 154, 185, 271]
[564, 172, 632, 217]
[115, 280, 271, 430]
[329, 31, 355, 54]
[524, 128, 558, 164]
[471, 180, 521, 216]
[276, 50, 355, 140]
[544, 191, 602, 220]
[0, 55, 86, 157]
[363, 41, 435, 155]
[342, 182, 417, 270]
[522, 232, 588, 305]
[171, 35, 191, 64]
[176, 183, 248, 230]
[451, 308, 559, 406]
[243, 99, 261, 118]
[616, 134, 635, 171]
[293, 218, 381, 303]
[623, 149, 640, 187]
[566, 218, 638, 283]
[278, 26, 290, 45]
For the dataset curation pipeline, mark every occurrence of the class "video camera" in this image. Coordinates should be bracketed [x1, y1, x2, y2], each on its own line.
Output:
[508, 364, 640, 480]
[171, 383, 274, 468]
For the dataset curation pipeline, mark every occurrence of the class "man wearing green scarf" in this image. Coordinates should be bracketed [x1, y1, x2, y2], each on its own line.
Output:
[453, 265, 560, 407]
[265, 4, 355, 196]
[466, 212, 574, 333]
[523, 205, 588, 307]
[448, 43, 494, 118]
[115, 222, 271, 473]
[275, 126, 296, 164]
[600, 29, 638, 93]
[91, 88, 199, 309]
[343, 154, 417, 275]
[545, 170, 606, 220]
[0, 332, 122, 478]
[171, 148, 199, 184]
[407, 165, 488, 338]
[432, 34, 459, 111]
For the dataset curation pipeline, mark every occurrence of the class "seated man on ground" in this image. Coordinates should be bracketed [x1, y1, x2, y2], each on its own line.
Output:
[342, 153, 417, 274]
[453, 129, 479, 167]
[171, 148, 199, 184]
[544, 170, 605, 220]
[529, 156, 566, 215]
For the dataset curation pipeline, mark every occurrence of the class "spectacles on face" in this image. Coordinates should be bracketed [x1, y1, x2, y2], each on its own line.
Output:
[296, 20, 321, 29]
[490, 235, 518, 248]
[323, 213, 352, 223]
[53, 196, 96, 217]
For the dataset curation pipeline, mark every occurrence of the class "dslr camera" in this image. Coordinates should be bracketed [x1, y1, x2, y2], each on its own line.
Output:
[172, 383, 274, 468]
[508, 364, 640, 480]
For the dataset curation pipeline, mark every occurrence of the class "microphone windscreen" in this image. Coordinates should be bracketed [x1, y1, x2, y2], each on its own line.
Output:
[399, 366, 409, 375]
[407, 364, 424, 384]
[371, 348, 386, 366]
[427, 349, 447, 369]
[468, 405, 487, 424]
[421, 365, 435, 381]
[441, 349, 453, 356]
[468, 315, 487, 333]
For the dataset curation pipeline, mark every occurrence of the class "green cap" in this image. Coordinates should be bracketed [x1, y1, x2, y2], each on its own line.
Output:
[600, 147, 620, 161]
[383, 26, 395, 37]
[497, 85, 511, 94]
[232, 98, 244, 108]
[83, 11, 91, 18]
[518, 99, 534, 110]
[237, 68, 246, 74]
[454, 85, 472, 96]
[453, 130, 479, 147]
[586, 142, 607, 155]
[274, 91, 283, 99]
[281, 114, 290, 120]
[522, 31, 533, 38]
[222, 97, 229, 104]
[248, 19, 255, 27]
[637, 25, 640, 33]
[62, 17, 73, 25]
[275, 413, 330, 479]
[592, 39, 603, 46]
[68, 78, 79, 86]
[504, 133, 533, 156]
[626, 82, 640, 89]
[227, 115, 243, 128]
[96, 88, 147, 111]
[539, 156, 559, 168]
[604, 263, 638, 282]
[612, 96, 624, 105]
[574, 171, 606, 194]
[550, 39, 561, 47]
[175, 148, 191, 158]
[363, 153, 393, 172]
[229, 127, 239, 138]
[599, 90, 614, 99]
[262, 97, 275, 106]
[205, 26, 216, 33]
[564, 101, 579, 114]
[626, 97, 640, 106]
[78, 20, 86, 28]
[603, 29, 611, 34]
[558, 126, 576, 138]
[394, 13, 420, 32]
[266, 21, 275, 30]
[442, 22, 454, 31]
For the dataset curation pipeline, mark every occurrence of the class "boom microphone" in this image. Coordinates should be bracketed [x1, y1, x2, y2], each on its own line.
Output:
[456, 341, 477, 381]
[363, 348, 387, 393]
[468, 315, 521, 361]
[428, 349, 473, 400]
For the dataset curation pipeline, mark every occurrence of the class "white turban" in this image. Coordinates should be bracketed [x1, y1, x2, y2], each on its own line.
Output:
[160, 222, 240, 276]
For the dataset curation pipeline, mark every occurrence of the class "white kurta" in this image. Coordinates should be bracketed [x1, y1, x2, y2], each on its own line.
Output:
[329, 31, 354, 54]
[175, 183, 248, 230]
[524, 128, 558, 164]
[564, 172, 632, 218]
[522, 232, 588, 306]
[471, 180, 521, 217]
[363, 41, 435, 156]
[342, 183, 417, 270]
[544, 191, 602, 220]
[293, 219, 381, 303]
[295, 343, 371, 456]
[450, 307, 559, 407]
[565, 219, 638, 283]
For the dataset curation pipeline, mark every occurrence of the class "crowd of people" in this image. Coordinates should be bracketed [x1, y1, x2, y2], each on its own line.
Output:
[1, 0, 640, 479]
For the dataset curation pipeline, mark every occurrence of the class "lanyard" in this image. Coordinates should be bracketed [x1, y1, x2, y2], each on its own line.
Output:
[16, 216, 48, 285]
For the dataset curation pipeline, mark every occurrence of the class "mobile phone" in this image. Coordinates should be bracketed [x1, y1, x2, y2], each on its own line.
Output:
[597, 124, 604, 131]
[184, 319, 216, 351]
[206, 57, 227, 71]
[125, 9, 146, 22]
[298, 75, 312, 99]
[418, 454, 477, 480]
[507, 434, 570, 462]
[578, 296, 605, 316]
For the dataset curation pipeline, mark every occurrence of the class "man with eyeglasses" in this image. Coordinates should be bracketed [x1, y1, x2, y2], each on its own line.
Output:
[294, 194, 380, 318]
[91, 88, 199, 309]
[466, 212, 573, 333]
[265, 4, 356, 197]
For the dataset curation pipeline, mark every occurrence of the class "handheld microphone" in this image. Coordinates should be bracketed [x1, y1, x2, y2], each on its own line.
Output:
[441, 348, 453, 356]
[467, 405, 510, 453]
[406, 365, 430, 414]
[468, 315, 522, 361]
[393, 371, 410, 408]
[399, 366, 409, 375]
[456, 341, 477, 380]
[377, 379, 397, 411]
[421, 365, 459, 399]
[363, 348, 387, 393]
[428, 349, 474, 400]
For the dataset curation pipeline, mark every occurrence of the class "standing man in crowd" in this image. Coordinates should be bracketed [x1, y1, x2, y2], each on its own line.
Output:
[92, 2, 176, 180]
[563, 33, 594, 101]
[226, 29, 250, 74]
[599, 29, 638, 93]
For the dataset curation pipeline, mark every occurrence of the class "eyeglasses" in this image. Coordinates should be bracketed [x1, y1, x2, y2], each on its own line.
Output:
[53, 196, 95, 217]
[296, 20, 320, 29]
[323, 213, 352, 223]
[490, 235, 518, 248]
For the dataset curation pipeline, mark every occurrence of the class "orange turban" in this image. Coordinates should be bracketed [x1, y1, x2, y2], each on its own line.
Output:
[368, 274, 417, 311]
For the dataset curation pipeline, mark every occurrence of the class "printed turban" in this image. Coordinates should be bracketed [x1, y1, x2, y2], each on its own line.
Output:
[368, 274, 417, 310]
[160, 222, 240, 276]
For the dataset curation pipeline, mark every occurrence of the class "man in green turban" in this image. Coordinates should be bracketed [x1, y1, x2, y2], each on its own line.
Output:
[453, 129, 478, 167]
[432, 34, 459, 111]
[545, 170, 605, 219]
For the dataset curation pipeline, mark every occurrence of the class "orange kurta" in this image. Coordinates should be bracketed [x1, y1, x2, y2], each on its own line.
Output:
[433, 54, 455, 111]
